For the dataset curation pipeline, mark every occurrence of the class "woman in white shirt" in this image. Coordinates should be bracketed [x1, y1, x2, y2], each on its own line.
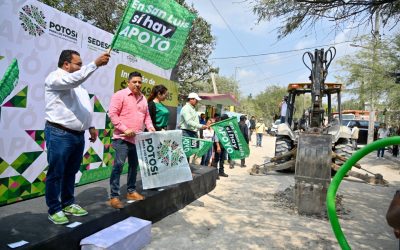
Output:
[201, 119, 214, 166]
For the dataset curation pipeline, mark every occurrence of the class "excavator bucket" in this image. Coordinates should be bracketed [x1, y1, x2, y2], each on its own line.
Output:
[295, 134, 332, 215]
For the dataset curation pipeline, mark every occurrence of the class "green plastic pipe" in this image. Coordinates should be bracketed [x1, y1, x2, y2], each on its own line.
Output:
[327, 136, 400, 250]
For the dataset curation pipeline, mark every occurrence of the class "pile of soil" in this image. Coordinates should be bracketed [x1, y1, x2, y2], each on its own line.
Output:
[272, 186, 352, 219]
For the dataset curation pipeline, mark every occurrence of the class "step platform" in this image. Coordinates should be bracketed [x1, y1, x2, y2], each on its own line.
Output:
[0, 164, 217, 250]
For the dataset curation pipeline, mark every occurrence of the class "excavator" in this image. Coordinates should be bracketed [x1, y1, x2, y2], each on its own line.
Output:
[250, 47, 387, 215]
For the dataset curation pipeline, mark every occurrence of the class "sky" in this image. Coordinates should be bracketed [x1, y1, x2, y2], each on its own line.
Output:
[185, 0, 399, 97]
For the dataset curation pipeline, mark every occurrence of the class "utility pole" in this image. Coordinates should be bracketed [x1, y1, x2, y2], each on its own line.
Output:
[367, 9, 380, 144]
[210, 72, 218, 94]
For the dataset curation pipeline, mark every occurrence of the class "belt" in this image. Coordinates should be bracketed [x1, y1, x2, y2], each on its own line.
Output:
[182, 129, 196, 133]
[46, 121, 85, 135]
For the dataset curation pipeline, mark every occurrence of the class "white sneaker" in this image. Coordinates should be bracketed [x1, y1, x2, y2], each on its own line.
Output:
[376, 157, 380, 159]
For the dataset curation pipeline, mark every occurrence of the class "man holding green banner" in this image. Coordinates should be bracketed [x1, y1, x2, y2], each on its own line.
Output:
[110, 0, 196, 69]
[211, 116, 250, 160]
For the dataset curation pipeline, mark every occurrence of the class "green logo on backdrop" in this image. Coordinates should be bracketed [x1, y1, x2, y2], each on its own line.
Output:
[157, 140, 185, 166]
[19, 5, 47, 37]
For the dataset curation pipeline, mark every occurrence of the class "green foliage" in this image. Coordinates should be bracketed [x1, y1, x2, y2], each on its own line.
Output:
[336, 35, 399, 113]
[235, 85, 288, 124]
[341, 99, 364, 111]
[253, 0, 400, 39]
[170, 3, 216, 92]
[40, 0, 125, 32]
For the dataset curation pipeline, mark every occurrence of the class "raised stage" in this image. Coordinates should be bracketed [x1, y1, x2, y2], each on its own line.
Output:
[0, 165, 217, 250]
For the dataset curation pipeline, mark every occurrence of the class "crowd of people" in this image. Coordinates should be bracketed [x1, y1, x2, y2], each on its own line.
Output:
[43, 50, 264, 224]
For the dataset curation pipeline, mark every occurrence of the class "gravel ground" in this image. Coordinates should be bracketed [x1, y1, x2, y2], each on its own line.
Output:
[145, 135, 400, 250]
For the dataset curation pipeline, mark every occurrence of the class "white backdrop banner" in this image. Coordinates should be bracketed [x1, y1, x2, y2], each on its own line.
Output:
[135, 131, 192, 189]
[0, 0, 175, 205]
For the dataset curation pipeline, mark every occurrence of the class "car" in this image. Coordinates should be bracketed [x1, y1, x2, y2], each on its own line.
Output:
[342, 119, 380, 144]
[269, 119, 281, 136]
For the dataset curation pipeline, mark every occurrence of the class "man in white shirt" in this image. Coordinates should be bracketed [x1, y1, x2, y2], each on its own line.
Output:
[377, 123, 389, 158]
[351, 125, 359, 150]
[44, 50, 109, 224]
[280, 96, 288, 123]
[179, 93, 208, 163]
[179, 92, 207, 138]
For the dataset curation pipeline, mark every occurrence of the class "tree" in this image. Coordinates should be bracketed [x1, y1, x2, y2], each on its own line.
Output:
[40, 0, 215, 89]
[170, 2, 216, 94]
[40, 0, 125, 32]
[336, 34, 400, 115]
[252, 0, 400, 39]
[249, 85, 287, 123]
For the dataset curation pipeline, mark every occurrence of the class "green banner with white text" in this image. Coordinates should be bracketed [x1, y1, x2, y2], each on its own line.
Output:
[111, 0, 196, 69]
[211, 117, 250, 160]
[182, 137, 213, 158]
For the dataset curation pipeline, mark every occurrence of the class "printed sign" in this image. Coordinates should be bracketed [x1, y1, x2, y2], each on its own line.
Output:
[135, 130, 192, 189]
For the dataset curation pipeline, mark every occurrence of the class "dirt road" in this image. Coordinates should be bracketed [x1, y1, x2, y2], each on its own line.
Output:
[145, 135, 400, 250]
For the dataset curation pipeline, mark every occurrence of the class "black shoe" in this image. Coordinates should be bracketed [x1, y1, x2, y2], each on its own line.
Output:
[240, 165, 246, 168]
[219, 172, 228, 177]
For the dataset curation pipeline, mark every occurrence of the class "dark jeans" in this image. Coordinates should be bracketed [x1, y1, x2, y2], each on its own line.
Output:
[44, 124, 84, 215]
[110, 139, 138, 198]
[256, 133, 263, 147]
[351, 139, 358, 150]
[201, 147, 213, 166]
[393, 145, 399, 157]
[212, 144, 226, 174]
[249, 129, 254, 141]
[377, 148, 385, 157]
[182, 129, 197, 138]
[280, 116, 286, 123]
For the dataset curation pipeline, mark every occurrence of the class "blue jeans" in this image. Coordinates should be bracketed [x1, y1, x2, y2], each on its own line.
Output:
[44, 124, 84, 215]
[201, 147, 213, 166]
[377, 148, 385, 157]
[256, 133, 263, 147]
[110, 139, 138, 198]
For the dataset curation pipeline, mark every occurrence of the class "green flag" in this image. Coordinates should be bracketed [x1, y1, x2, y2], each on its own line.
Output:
[182, 137, 213, 158]
[110, 0, 196, 69]
[211, 117, 250, 160]
[0, 59, 19, 104]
